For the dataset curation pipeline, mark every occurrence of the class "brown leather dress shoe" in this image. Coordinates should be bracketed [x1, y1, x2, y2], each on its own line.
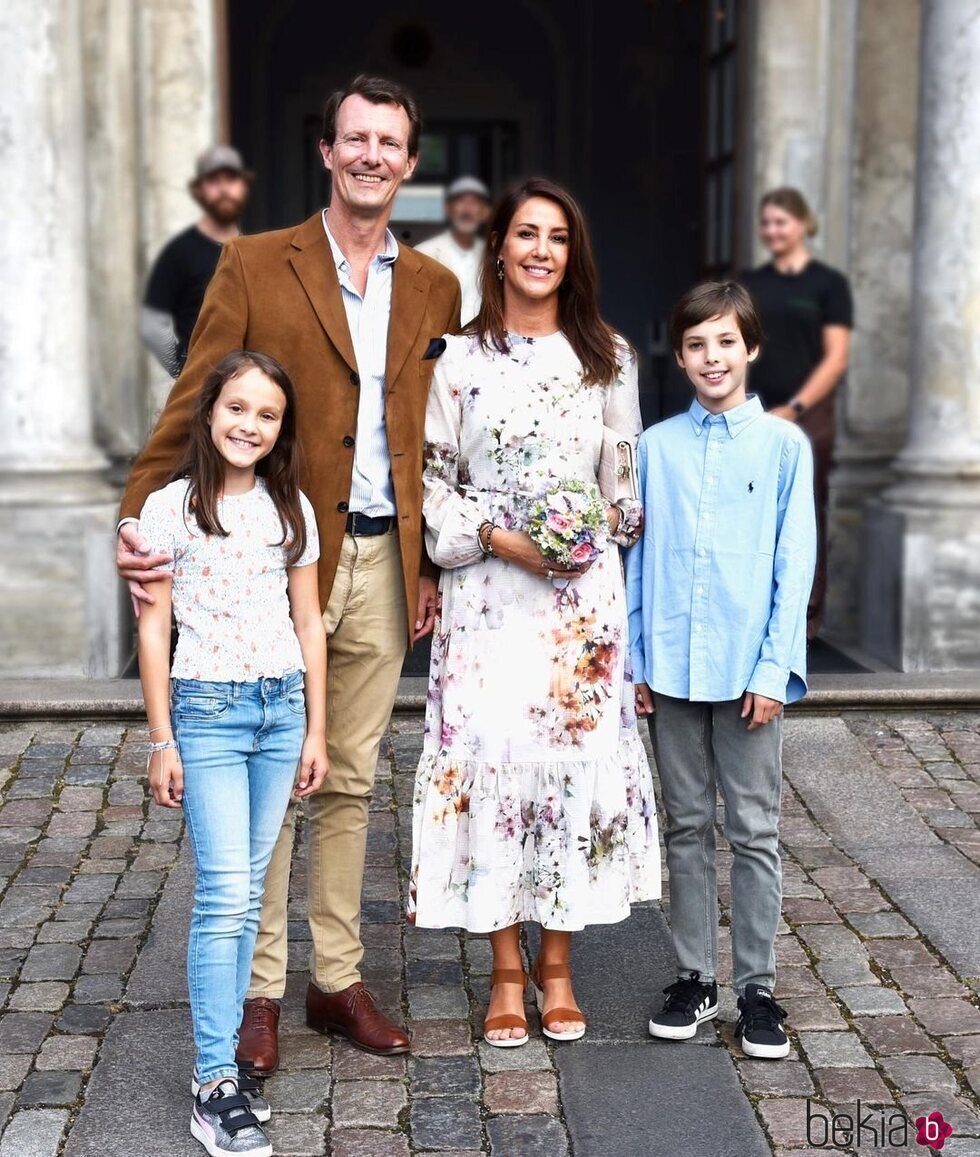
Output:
[306, 981, 410, 1055]
[235, 997, 281, 1076]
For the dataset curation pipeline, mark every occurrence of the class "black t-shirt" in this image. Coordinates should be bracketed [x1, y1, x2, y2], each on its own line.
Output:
[144, 226, 224, 361]
[740, 259, 853, 407]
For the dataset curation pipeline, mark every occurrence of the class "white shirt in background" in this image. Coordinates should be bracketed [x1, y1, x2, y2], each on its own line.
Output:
[415, 231, 485, 325]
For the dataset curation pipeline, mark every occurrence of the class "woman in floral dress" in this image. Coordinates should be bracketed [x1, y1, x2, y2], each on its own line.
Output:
[407, 180, 657, 1050]
[409, 179, 660, 1046]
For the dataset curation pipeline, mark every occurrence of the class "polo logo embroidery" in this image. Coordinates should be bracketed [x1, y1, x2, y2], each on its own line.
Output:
[748, 482, 755, 493]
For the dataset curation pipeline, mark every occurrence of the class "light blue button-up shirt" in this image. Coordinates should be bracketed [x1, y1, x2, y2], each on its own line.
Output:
[323, 214, 398, 517]
[625, 394, 816, 704]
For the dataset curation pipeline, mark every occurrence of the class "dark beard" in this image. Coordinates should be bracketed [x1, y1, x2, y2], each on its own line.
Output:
[199, 194, 246, 226]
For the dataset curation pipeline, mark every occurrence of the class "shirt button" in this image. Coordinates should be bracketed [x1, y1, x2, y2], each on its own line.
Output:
[337, 501, 349, 513]
[698, 548, 706, 557]
[343, 436, 355, 447]
[695, 623, 704, 632]
[697, 585, 705, 594]
[349, 371, 360, 386]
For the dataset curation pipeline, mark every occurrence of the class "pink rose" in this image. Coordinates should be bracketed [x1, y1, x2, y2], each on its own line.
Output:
[571, 541, 596, 564]
[547, 512, 572, 533]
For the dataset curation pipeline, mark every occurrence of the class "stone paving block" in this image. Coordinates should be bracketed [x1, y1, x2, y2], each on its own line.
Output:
[77, 858, 127, 876]
[911, 998, 980, 1036]
[17, 1071, 82, 1108]
[0, 1054, 32, 1090]
[0, 1013, 53, 1053]
[410, 1019, 473, 1056]
[331, 1079, 405, 1128]
[815, 1066, 893, 1105]
[408, 985, 470, 1020]
[56, 1005, 111, 1035]
[854, 1015, 937, 1055]
[0, 1108, 69, 1157]
[781, 898, 841, 924]
[405, 958, 465, 986]
[72, 976, 123, 1004]
[329, 1129, 408, 1157]
[409, 1055, 480, 1098]
[262, 1071, 329, 1112]
[781, 996, 848, 1031]
[849, 912, 918, 938]
[736, 1059, 815, 1096]
[756, 1098, 824, 1148]
[9, 983, 69, 1012]
[835, 985, 908, 1016]
[35, 1037, 98, 1072]
[945, 1035, 980, 1066]
[63, 876, 116, 905]
[93, 918, 145, 940]
[0, 929, 34, 949]
[797, 1031, 874, 1068]
[411, 1095, 483, 1150]
[484, 1070, 558, 1115]
[487, 1114, 568, 1157]
[81, 938, 137, 975]
[260, 1112, 328, 1156]
[815, 956, 877, 987]
[21, 944, 81, 982]
[889, 966, 965, 998]
[882, 1054, 959, 1093]
[775, 967, 825, 998]
[477, 1039, 551, 1072]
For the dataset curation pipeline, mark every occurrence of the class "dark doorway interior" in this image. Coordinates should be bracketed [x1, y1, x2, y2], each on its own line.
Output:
[227, 0, 707, 675]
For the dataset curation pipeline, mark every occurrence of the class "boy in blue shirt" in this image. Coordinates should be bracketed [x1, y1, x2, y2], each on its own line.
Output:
[625, 281, 816, 1059]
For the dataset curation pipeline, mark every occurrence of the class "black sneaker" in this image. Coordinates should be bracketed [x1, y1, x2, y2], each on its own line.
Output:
[192, 1065, 271, 1122]
[190, 1079, 272, 1156]
[648, 972, 719, 1040]
[735, 984, 790, 1059]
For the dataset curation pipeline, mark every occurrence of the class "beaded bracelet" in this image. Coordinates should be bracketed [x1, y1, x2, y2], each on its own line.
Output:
[146, 739, 178, 775]
[477, 521, 498, 558]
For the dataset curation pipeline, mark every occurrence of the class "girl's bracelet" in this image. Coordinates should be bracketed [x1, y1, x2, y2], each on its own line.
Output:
[148, 725, 172, 736]
[146, 738, 178, 775]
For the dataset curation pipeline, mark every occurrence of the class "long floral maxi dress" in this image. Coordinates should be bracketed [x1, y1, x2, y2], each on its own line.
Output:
[409, 331, 661, 933]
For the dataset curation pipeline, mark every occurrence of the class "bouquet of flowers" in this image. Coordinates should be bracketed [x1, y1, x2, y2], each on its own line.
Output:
[526, 479, 608, 579]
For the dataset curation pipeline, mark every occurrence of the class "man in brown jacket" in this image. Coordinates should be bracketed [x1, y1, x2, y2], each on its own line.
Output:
[117, 75, 461, 1067]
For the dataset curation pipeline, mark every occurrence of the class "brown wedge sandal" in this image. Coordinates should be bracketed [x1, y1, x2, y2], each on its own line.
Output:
[483, 968, 529, 1049]
[532, 961, 588, 1042]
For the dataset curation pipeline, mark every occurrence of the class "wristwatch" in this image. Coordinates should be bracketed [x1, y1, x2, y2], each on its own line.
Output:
[790, 399, 807, 418]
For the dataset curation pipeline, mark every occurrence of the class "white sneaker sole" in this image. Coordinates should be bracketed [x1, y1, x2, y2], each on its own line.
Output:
[739, 1035, 791, 1059]
[190, 1077, 271, 1122]
[648, 1002, 719, 1040]
[190, 1113, 272, 1157]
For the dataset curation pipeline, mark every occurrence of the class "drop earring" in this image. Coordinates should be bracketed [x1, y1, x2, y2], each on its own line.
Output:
[496, 258, 504, 281]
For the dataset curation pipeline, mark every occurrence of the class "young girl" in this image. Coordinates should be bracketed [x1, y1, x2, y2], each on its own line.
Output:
[137, 350, 328, 1157]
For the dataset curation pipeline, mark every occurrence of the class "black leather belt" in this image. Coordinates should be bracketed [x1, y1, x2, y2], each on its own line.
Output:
[346, 513, 394, 536]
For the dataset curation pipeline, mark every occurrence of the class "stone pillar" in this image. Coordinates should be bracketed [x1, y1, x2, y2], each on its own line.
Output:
[824, 0, 920, 639]
[0, 0, 122, 676]
[863, 0, 980, 669]
[137, 0, 220, 423]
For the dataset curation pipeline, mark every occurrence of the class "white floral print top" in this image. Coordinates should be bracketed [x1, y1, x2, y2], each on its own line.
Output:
[138, 478, 319, 681]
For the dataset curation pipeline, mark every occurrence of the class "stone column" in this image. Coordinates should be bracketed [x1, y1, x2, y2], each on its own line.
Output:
[863, 0, 980, 669]
[824, 0, 920, 639]
[0, 0, 122, 676]
[136, 0, 220, 423]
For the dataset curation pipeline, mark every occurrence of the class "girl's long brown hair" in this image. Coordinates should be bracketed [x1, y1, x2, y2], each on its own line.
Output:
[470, 178, 624, 385]
[171, 350, 308, 565]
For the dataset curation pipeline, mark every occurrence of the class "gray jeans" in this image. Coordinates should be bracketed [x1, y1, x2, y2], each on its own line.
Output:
[650, 694, 783, 995]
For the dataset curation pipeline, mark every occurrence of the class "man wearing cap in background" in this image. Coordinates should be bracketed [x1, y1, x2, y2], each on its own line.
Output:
[140, 145, 254, 378]
[415, 175, 491, 324]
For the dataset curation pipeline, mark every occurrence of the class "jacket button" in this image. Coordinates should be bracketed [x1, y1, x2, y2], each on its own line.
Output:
[343, 436, 355, 448]
[349, 371, 360, 386]
[337, 501, 349, 513]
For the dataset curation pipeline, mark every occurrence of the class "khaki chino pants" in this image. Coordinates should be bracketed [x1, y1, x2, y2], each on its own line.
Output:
[247, 530, 407, 997]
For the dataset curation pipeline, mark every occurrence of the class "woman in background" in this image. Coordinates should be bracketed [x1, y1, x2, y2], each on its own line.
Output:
[740, 187, 853, 639]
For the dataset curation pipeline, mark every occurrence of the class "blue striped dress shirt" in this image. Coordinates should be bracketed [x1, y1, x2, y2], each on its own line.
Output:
[625, 395, 816, 705]
[323, 214, 398, 517]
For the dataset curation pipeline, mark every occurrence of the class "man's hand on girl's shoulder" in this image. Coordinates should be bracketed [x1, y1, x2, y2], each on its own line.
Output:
[741, 692, 783, 730]
[295, 733, 330, 798]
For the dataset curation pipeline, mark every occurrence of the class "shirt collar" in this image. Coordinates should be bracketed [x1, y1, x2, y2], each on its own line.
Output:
[321, 210, 398, 273]
[688, 393, 763, 438]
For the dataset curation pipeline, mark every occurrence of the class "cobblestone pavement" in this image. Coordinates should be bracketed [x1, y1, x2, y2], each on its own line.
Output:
[1, 711, 980, 1155]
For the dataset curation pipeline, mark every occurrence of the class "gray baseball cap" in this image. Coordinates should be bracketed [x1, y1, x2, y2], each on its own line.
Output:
[446, 176, 491, 201]
[193, 145, 249, 181]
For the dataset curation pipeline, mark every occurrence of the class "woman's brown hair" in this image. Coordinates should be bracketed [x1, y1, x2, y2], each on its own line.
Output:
[759, 186, 819, 238]
[469, 178, 624, 386]
[171, 350, 308, 565]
